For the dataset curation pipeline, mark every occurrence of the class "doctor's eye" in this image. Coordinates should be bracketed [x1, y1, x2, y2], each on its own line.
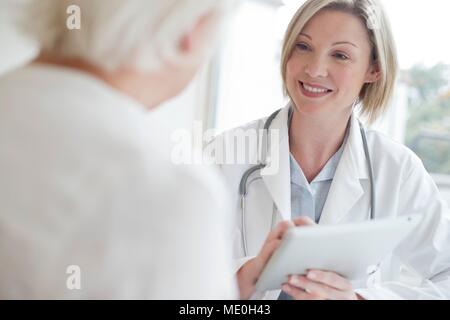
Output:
[333, 52, 350, 61]
[295, 43, 310, 51]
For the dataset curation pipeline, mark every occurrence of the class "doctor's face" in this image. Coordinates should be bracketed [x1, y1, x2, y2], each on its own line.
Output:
[285, 10, 379, 118]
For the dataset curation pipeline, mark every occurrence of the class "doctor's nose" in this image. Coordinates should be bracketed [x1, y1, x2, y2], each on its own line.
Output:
[304, 55, 328, 78]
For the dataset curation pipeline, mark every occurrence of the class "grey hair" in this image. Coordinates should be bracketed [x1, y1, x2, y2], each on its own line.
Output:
[20, 0, 233, 72]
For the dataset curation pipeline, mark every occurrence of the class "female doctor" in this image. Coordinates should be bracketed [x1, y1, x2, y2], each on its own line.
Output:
[212, 0, 450, 300]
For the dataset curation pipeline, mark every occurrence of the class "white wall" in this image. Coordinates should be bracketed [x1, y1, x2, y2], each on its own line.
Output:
[213, 0, 287, 133]
[0, 0, 37, 74]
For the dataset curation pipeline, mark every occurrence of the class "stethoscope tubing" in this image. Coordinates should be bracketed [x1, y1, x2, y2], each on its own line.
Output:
[239, 108, 375, 256]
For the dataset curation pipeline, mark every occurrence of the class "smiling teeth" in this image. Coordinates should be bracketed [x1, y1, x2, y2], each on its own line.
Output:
[303, 83, 328, 93]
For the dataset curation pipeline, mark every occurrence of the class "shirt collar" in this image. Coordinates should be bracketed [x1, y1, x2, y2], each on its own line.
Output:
[288, 108, 350, 186]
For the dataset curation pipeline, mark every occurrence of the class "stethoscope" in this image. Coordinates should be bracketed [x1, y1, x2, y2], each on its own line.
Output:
[238, 107, 375, 256]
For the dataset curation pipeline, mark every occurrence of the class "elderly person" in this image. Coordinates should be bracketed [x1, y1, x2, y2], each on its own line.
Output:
[0, 0, 236, 299]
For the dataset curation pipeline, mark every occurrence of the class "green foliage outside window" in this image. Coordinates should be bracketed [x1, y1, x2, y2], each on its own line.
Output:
[403, 63, 450, 174]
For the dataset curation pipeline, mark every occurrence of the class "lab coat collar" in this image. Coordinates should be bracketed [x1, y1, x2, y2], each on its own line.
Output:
[261, 104, 292, 221]
[319, 114, 370, 224]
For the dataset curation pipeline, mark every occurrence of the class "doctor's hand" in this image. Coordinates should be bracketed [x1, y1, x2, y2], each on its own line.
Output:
[282, 270, 362, 300]
[237, 217, 315, 299]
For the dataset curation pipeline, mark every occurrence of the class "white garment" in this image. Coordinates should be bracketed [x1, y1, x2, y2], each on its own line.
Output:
[212, 105, 450, 300]
[0, 64, 237, 299]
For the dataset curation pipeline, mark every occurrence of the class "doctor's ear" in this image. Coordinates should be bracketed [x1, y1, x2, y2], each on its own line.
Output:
[365, 61, 382, 84]
[178, 10, 217, 56]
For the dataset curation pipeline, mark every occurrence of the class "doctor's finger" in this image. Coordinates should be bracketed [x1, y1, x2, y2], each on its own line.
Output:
[306, 270, 353, 292]
[282, 284, 324, 300]
[292, 216, 316, 227]
[266, 220, 294, 243]
[258, 239, 282, 266]
[288, 275, 351, 300]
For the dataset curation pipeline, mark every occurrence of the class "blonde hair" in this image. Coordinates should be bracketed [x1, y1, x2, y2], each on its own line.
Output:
[20, 0, 233, 72]
[281, 0, 398, 123]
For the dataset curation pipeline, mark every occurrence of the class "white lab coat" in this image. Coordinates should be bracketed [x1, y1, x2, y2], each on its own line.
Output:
[0, 64, 237, 299]
[213, 105, 450, 300]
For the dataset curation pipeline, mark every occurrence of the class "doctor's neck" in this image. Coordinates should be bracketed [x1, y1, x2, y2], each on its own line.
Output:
[289, 108, 351, 183]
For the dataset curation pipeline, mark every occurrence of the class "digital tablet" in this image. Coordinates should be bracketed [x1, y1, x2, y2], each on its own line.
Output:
[255, 215, 422, 292]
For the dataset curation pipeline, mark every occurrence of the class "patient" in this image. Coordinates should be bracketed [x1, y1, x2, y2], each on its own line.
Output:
[0, 0, 236, 299]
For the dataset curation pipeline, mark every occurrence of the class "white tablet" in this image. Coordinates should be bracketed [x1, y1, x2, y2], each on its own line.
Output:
[255, 215, 422, 292]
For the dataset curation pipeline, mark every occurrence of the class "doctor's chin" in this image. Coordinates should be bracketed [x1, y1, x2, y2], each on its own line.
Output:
[0, 0, 450, 304]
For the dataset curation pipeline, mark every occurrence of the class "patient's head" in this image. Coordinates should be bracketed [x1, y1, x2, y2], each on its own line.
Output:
[21, 0, 233, 108]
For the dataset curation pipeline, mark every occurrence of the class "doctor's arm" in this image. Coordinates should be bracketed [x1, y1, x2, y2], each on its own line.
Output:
[236, 217, 315, 299]
[237, 220, 291, 299]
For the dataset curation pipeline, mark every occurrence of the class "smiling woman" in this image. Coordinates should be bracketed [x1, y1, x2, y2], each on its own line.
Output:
[210, 0, 450, 301]
[281, 0, 397, 125]
[286, 10, 380, 119]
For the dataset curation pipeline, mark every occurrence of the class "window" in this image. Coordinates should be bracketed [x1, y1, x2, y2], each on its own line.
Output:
[212, 0, 287, 133]
[382, 0, 450, 176]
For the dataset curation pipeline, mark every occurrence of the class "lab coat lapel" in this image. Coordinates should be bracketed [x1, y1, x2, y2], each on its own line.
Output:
[261, 105, 292, 221]
[319, 115, 370, 225]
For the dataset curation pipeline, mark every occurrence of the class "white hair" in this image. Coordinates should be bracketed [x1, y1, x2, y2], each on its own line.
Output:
[20, 0, 233, 71]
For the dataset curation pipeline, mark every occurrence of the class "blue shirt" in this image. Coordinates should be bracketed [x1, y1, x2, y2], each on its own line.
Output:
[289, 136, 346, 223]
[279, 125, 348, 300]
